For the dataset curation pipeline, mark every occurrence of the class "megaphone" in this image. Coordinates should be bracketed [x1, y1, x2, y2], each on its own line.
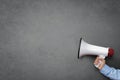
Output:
[78, 38, 114, 59]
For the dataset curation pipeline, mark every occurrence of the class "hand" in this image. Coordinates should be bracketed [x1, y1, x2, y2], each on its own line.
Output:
[94, 56, 105, 70]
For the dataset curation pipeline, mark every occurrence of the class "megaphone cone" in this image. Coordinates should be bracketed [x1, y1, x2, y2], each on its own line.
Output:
[78, 38, 114, 59]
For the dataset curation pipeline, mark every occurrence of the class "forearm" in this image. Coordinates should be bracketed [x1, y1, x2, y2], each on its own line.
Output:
[100, 64, 120, 80]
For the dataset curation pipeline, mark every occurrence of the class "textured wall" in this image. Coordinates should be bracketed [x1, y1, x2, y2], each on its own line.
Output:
[0, 0, 120, 80]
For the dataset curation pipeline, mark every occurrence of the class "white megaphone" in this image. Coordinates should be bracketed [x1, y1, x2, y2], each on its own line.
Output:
[78, 38, 114, 59]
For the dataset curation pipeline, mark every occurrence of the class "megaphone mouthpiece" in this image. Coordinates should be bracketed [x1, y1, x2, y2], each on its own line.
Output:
[108, 48, 114, 57]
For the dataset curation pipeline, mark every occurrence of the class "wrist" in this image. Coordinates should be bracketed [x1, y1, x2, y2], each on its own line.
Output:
[99, 63, 105, 70]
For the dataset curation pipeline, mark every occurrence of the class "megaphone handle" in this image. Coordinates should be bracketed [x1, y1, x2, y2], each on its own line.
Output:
[98, 55, 105, 59]
[95, 60, 102, 68]
[94, 55, 105, 68]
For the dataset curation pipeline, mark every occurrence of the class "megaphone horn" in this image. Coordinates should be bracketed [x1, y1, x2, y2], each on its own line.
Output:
[78, 38, 114, 59]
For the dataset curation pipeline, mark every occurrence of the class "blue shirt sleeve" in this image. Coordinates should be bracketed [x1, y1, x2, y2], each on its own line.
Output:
[100, 64, 120, 80]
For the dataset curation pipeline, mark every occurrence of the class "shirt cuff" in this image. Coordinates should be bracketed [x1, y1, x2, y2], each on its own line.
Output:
[100, 64, 111, 75]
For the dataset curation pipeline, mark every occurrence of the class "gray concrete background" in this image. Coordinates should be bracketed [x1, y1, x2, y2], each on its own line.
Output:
[0, 0, 120, 80]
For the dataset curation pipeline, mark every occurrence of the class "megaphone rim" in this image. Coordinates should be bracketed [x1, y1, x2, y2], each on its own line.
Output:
[78, 37, 83, 59]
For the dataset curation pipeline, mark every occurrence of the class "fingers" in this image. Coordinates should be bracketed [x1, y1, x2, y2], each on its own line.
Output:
[94, 57, 105, 70]
[94, 57, 99, 65]
[94, 57, 102, 65]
